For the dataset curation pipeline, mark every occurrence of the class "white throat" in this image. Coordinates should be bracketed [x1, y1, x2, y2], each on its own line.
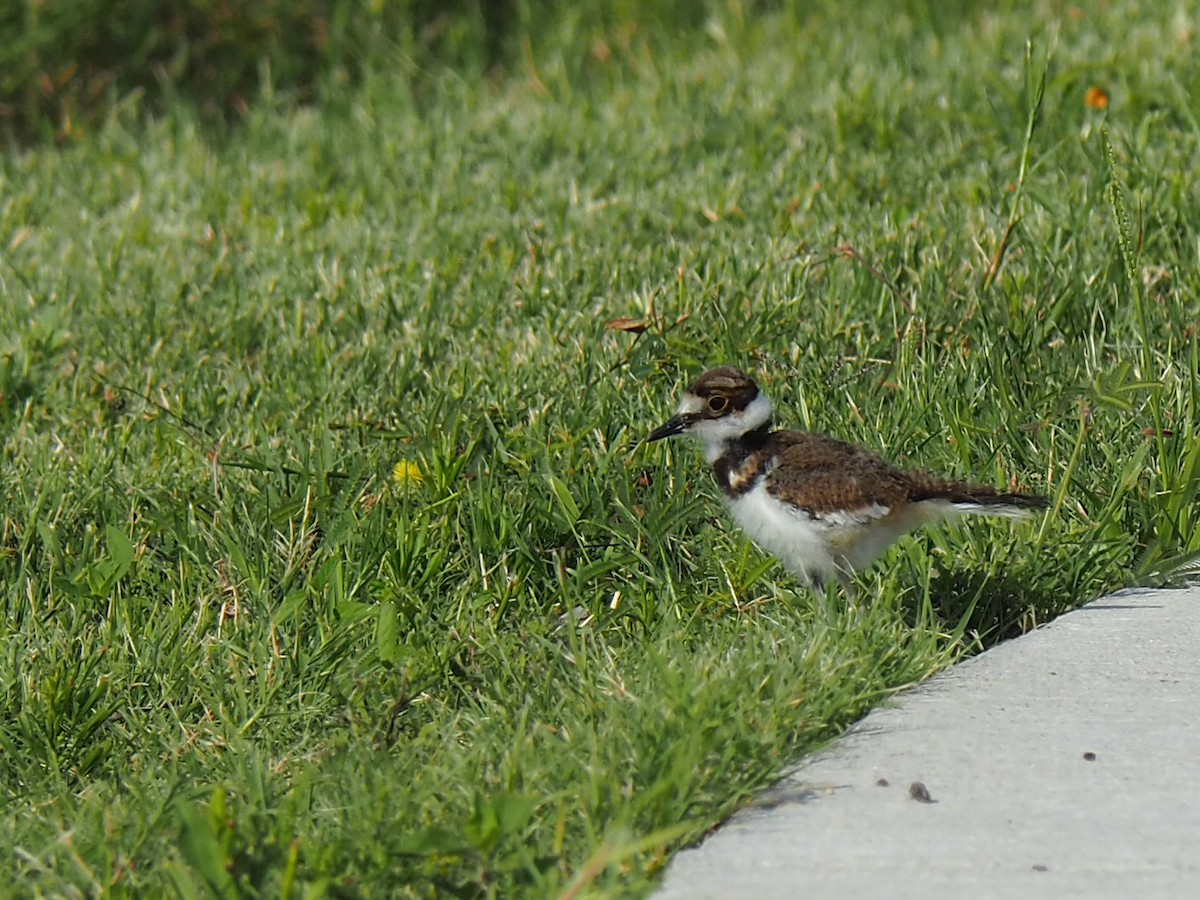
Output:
[686, 394, 774, 463]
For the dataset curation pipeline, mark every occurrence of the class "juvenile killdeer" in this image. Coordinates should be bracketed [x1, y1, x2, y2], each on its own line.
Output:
[647, 367, 1048, 591]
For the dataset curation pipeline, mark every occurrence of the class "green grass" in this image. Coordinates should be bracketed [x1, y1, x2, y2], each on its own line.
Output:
[3, 0, 1200, 895]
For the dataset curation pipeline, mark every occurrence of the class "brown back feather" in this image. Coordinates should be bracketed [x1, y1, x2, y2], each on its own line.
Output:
[761, 431, 1047, 515]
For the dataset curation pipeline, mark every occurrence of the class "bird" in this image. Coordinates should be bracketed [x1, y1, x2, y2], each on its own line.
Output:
[646, 366, 1048, 592]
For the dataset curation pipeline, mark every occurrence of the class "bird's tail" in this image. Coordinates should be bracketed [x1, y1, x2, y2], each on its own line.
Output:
[921, 483, 1049, 520]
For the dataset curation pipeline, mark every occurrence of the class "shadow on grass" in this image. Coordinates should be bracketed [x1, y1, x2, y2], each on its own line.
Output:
[909, 565, 1081, 648]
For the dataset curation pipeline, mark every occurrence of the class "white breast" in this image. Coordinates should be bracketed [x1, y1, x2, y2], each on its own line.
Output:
[725, 483, 950, 584]
[726, 482, 843, 584]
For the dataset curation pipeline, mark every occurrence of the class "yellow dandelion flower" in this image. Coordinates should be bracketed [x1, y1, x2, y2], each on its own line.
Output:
[1085, 86, 1109, 110]
[392, 459, 423, 488]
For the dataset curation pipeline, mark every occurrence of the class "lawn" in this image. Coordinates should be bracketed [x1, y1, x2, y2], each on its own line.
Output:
[2, 0, 1199, 895]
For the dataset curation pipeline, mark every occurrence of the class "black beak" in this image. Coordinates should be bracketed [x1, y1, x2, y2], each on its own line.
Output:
[646, 415, 688, 443]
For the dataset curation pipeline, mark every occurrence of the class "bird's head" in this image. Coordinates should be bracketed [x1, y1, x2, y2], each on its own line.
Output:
[647, 367, 773, 460]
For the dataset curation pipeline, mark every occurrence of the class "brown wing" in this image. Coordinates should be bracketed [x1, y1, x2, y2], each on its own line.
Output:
[763, 430, 1047, 517]
[762, 431, 915, 518]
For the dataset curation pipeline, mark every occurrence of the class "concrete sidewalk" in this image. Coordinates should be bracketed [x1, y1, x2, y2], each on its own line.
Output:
[656, 586, 1200, 899]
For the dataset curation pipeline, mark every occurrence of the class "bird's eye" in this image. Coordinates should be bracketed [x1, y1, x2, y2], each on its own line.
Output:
[708, 396, 728, 412]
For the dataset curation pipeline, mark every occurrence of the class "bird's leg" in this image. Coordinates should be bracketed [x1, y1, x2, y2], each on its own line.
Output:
[832, 562, 862, 619]
[807, 570, 845, 624]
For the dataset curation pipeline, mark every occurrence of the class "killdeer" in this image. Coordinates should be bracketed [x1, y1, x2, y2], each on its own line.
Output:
[647, 367, 1048, 591]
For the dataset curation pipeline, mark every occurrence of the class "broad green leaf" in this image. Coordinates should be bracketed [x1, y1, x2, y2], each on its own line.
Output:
[174, 800, 238, 900]
[547, 474, 581, 527]
[376, 600, 402, 664]
[104, 525, 135, 582]
[396, 825, 464, 856]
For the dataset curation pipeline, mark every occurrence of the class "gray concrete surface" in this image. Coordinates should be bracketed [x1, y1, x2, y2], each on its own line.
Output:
[656, 586, 1200, 899]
